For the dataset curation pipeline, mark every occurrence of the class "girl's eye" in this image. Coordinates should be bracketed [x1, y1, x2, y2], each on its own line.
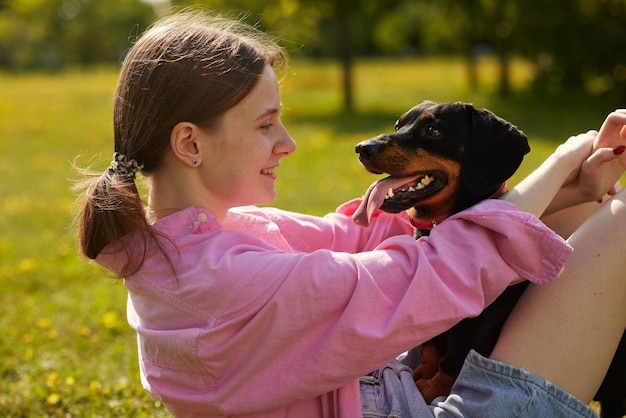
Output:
[426, 126, 442, 137]
[261, 121, 273, 130]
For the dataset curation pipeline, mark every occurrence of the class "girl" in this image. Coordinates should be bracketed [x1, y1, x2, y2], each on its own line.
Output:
[76, 10, 626, 418]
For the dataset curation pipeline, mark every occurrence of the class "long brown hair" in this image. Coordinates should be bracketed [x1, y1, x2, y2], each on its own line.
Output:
[75, 10, 288, 275]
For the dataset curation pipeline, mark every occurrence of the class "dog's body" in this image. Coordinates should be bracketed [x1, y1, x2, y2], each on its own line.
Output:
[353, 100, 626, 417]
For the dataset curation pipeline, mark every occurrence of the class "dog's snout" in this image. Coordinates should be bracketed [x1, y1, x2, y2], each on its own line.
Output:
[355, 140, 381, 160]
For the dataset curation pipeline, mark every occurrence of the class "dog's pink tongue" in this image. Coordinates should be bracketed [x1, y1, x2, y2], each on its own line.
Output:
[352, 175, 419, 227]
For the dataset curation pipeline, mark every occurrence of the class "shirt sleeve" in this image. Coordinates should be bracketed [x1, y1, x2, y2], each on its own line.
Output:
[262, 198, 415, 253]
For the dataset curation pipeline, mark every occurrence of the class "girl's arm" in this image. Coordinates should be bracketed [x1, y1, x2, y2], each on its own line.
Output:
[501, 131, 596, 217]
[260, 203, 414, 253]
[502, 110, 626, 222]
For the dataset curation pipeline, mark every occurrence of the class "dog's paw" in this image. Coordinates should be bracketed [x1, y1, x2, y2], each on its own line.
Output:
[412, 344, 442, 381]
[413, 362, 438, 381]
[415, 371, 457, 404]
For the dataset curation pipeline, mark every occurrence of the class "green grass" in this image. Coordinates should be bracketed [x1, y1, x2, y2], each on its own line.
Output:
[0, 57, 613, 416]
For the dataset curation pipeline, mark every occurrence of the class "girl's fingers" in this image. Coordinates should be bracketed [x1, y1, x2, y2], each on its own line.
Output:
[586, 146, 625, 167]
[580, 146, 626, 199]
[595, 109, 626, 148]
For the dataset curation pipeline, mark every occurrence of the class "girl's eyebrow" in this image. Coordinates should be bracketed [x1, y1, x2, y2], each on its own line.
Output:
[255, 105, 282, 121]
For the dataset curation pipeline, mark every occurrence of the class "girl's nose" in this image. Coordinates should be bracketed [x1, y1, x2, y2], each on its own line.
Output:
[276, 123, 297, 156]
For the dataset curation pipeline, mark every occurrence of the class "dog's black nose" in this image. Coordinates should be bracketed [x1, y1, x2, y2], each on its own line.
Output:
[355, 140, 381, 160]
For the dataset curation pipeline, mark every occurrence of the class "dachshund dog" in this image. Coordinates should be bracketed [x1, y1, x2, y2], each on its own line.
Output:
[353, 100, 626, 417]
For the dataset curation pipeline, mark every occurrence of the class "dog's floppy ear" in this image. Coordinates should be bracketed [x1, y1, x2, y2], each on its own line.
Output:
[460, 106, 530, 196]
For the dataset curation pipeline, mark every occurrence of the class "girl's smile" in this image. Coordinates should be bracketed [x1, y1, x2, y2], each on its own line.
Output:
[261, 166, 277, 178]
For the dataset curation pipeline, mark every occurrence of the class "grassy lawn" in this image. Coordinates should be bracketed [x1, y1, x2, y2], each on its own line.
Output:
[0, 57, 613, 416]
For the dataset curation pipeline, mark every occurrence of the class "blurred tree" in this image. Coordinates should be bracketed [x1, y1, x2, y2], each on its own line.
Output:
[512, 0, 626, 100]
[170, 0, 401, 113]
[428, 0, 519, 96]
[60, 0, 156, 66]
[0, 0, 155, 70]
[1, 0, 624, 101]
[418, 0, 626, 101]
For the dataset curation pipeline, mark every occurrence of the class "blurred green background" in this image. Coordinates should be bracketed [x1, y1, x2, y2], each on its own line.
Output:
[1, 0, 624, 416]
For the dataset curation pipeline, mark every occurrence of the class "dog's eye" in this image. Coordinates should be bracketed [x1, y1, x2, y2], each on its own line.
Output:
[426, 126, 442, 137]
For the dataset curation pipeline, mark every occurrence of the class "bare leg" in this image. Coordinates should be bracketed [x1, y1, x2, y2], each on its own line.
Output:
[491, 187, 626, 403]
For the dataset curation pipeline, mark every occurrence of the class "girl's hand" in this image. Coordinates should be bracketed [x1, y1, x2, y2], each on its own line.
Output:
[502, 110, 626, 217]
[567, 110, 626, 202]
[554, 130, 597, 187]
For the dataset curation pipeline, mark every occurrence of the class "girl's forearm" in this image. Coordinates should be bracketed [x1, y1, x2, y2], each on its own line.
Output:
[500, 153, 574, 217]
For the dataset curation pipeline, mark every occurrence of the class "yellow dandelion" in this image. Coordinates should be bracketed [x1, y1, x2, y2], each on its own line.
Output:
[46, 393, 61, 405]
[36, 318, 52, 329]
[89, 380, 101, 394]
[17, 258, 37, 273]
[101, 311, 119, 329]
[46, 372, 60, 387]
[65, 376, 76, 386]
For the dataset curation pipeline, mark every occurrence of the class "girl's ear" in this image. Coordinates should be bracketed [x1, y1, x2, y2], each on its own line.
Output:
[170, 122, 202, 167]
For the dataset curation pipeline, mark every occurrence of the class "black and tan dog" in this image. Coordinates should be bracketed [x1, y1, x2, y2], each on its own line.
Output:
[352, 100, 626, 417]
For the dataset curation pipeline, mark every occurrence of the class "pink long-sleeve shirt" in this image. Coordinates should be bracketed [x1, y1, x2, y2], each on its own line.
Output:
[96, 199, 572, 418]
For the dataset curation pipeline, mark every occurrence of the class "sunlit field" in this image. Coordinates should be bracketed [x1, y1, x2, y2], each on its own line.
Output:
[0, 56, 613, 416]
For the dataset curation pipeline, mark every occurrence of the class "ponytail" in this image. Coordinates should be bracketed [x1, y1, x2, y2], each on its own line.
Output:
[75, 153, 152, 275]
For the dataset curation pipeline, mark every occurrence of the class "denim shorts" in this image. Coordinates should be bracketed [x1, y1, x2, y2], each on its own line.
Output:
[360, 350, 598, 417]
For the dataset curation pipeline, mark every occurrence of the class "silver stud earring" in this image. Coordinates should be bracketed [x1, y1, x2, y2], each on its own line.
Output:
[192, 160, 198, 165]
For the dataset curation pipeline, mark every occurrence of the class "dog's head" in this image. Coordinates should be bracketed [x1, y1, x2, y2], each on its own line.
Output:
[353, 100, 529, 226]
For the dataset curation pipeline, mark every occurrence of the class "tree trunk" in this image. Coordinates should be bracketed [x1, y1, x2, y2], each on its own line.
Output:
[336, 14, 354, 113]
[498, 50, 510, 96]
[466, 48, 479, 91]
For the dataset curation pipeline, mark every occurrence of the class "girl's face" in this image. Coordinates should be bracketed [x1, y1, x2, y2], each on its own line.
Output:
[199, 65, 296, 214]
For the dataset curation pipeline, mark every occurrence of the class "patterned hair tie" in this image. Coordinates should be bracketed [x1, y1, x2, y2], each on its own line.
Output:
[109, 152, 143, 179]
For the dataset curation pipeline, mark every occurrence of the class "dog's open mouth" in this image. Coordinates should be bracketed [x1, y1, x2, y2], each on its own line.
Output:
[352, 171, 447, 227]
[380, 172, 446, 213]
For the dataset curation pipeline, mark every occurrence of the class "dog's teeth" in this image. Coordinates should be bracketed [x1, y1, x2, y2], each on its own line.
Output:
[385, 175, 435, 200]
